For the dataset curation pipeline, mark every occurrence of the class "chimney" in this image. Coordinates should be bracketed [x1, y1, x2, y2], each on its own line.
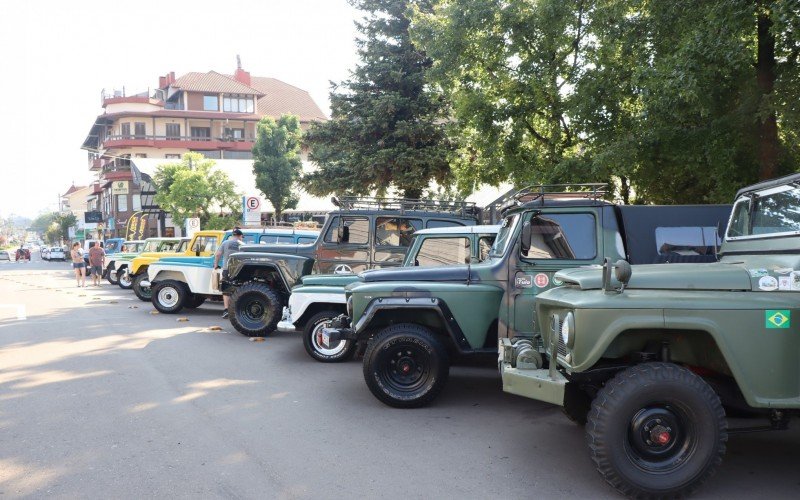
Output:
[159, 75, 166, 88]
[169, 71, 175, 85]
[233, 55, 251, 86]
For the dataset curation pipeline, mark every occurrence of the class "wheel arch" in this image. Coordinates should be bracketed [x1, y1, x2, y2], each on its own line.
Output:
[233, 263, 291, 294]
[152, 269, 188, 285]
[296, 302, 347, 329]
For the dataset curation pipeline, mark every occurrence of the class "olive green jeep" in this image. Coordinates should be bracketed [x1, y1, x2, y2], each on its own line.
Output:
[500, 173, 800, 497]
[324, 184, 731, 408]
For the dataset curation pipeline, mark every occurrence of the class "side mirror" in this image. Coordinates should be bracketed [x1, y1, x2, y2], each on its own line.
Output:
[414, 259, 420, 267]
[614, 259, 632, 285]
[196, 249, 200, 257]
[520, 221, 532, 256]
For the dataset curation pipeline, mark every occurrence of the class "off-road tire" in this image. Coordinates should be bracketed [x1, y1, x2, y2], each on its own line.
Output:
[586, 362, 727, 498]
[106, 266, 119, 285]
[229, 283, 282, 337]
[185, 295, 206, 309]
[303, 310, 357, 363]
[117, 267, 132, 289]
[132, 273, 152, 302]
[363, 323, 449, 408]
[562, 382, 592, 425]
[151, 280, 188, 314]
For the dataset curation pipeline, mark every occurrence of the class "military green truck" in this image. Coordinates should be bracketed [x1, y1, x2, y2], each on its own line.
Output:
[499, 173, 800, 498]
[220, 197, 480, 337]
[322, 185, 731, 409]
[281, 225, 498, 362]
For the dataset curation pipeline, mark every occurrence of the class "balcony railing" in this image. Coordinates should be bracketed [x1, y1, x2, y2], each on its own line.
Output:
[104, 134, 255, 143]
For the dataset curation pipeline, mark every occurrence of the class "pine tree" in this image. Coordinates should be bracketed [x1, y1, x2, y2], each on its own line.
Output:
[302, 0, 451, 199]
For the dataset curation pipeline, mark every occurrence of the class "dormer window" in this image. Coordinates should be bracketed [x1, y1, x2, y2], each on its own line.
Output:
[223, 94, 255, 113]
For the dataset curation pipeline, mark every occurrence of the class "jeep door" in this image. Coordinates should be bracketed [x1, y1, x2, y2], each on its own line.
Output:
[373, 217, 422, 268]
[509, 210, 601, 338]
[315, 215, 371, 274]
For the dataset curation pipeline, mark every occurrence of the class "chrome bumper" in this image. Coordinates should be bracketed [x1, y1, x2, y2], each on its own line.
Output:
[277, 306, 295, 332]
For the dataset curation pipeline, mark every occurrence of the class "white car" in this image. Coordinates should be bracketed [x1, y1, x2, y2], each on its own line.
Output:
[41, 247, 50, 260]
[0, 250, 10, 261]
[48, 247, 66, 261]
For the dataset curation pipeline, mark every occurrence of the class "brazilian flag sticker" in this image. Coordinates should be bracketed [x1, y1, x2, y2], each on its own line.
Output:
[765, 310, 791, 329]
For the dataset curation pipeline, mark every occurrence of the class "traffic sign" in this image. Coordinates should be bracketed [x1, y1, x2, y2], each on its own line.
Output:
[246, 197, 260, 210]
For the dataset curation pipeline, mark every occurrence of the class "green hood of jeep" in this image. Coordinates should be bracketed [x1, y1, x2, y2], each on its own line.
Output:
[555, 262, 751, 291]
[300, 274, 360, 287]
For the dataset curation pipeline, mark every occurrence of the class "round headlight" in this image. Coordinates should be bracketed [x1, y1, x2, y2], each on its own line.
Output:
[561, 312, 575, 349]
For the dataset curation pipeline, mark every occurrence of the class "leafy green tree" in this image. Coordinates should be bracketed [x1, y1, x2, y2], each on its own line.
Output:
[44, 223, 61, 245]
[152, 153, 242, 229]
[30, 212, 56, 233]
[303, 0, 451, 199]
[54, 213, 77, 241]
[252, 115, 302, 222]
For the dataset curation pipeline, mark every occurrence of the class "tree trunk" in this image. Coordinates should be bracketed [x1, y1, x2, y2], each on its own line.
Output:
[756, 1, 780, 181]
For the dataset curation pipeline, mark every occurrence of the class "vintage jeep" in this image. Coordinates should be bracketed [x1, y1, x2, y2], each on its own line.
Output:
[282, 225, 498, 362]
[323, 184, 732, 408]
[220, 197, 480, 337]
[108, 239, 177, 287]
[499, 173, 800, 497]
[145, 228, 319, 314]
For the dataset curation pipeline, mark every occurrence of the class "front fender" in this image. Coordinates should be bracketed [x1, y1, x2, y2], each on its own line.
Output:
[226, 252, 315, 290]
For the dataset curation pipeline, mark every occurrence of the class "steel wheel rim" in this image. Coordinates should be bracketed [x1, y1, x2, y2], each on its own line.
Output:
[625, 403, 696, 473]
[312, 320, 345, 356]
[377, 342, 431, 393]
[118, 272, 131, 287]
[157, 287, 180, 308]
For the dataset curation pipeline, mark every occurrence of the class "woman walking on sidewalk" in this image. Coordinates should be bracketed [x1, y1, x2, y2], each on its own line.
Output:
[70, 242, 86, 287]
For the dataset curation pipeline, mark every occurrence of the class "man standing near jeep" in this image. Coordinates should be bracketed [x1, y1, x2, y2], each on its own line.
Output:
[88, 241, 105, 287]
[214, 228, 244, 318]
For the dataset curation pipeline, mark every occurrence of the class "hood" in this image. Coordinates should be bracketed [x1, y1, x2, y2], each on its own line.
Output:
[361, 265, 471, 283]
[555, 262, 751, 291]
[301, 274, 361, 287]
[238, 242, 315, 256]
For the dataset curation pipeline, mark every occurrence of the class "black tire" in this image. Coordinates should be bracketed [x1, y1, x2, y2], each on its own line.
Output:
[228, 283, 282, 337]
[586, 362, 727, 498]
[151, 280, 188, 314]
[132, 273, 152, 302]
[562, 382, 592, 425]
[184, 295, 206, 309]
[302, 310, 357, 363]
[117, 267, 132, 289]
[363, 323, 449, 408]
[106, 265, 119, 285]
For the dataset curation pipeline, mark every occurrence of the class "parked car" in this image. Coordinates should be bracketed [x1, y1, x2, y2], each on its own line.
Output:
[41, 247, 50, 260]
[322, 184, 732, 409]
[499, 173, 800, 497]
[220, 197, 481, 337]
[146, 228, 321, 313]
[282, 225, 499, 362]
[108, 239, 179, 288]
[48, 247, 66, 261]
[0, 250, 10, 261]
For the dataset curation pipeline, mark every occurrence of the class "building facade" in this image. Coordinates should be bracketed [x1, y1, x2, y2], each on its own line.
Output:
[80, 60, 327, 238]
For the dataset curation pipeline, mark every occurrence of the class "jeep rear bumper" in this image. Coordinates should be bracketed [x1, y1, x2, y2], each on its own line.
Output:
[499, 338, 567, 406]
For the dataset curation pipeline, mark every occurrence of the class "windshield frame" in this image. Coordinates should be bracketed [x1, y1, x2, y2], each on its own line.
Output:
[725, 184, 800, 241]
[489, 214, 519, 257]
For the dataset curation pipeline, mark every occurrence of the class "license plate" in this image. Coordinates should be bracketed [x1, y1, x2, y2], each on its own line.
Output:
[321, 330, 330, 348]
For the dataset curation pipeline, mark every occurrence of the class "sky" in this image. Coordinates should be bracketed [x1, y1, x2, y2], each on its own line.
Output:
[0, 0, 360, 219]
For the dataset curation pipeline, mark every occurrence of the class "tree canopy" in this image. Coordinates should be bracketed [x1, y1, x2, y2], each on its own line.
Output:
[411, 0, 800, 203]
[252, 115, 302, 221]
[152, 153, 241, 230]
[302, 0, 452, 199]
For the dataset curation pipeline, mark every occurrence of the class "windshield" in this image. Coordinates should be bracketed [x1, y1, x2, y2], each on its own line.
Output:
[490, 214, 519, 257]
[727, 185, 800, 239]
[142, 240, 159, 252]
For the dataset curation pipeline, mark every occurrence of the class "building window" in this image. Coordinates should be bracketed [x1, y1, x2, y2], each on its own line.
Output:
[165, 123, 181, 139]
[165, 154, 181, 159]
[134, 153, 147, 158]
[223, 94, 255, 113]
[134, 122, 146, 138]
[224, 127, 245, 140]
[117, 195, 128, 212]
[192, 150, 221, 159]
[223, 151, 253, 160]
[121, 123, 131, 138]
[190, 127, 211, 139]
[203, 95, 218, 111]
[132, 195, 142, 211]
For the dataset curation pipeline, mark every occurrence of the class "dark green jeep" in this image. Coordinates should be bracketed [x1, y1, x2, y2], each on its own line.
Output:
[501, 173, 800, 497]
[323, 185, 731, 408]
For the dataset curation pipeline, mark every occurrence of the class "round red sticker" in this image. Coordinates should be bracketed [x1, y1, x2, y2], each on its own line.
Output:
[534, 273, 549, 288]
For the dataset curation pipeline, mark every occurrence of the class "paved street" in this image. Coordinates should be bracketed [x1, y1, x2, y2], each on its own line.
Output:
[1, 257, 799, 499]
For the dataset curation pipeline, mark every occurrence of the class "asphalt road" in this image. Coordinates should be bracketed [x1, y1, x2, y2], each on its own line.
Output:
[1, 256, 800, 499]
